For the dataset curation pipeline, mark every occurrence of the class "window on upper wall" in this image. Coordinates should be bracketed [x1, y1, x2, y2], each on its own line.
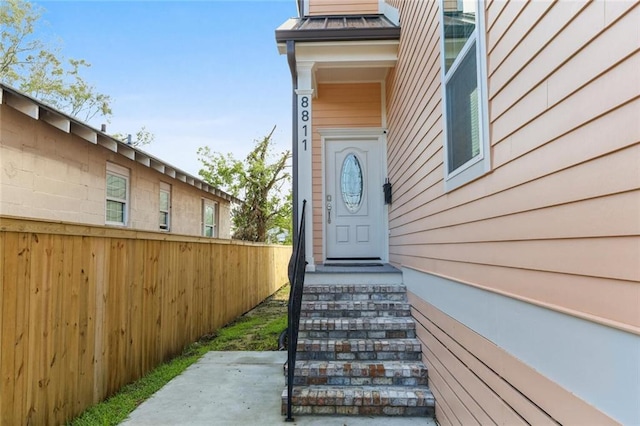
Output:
[105, 162, 130, 226]
[202, 199, 218, 238]
[159, 182, 171, 231]
[440, 0, 490, 191]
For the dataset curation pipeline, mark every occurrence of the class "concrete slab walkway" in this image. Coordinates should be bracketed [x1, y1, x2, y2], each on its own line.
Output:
[120, 351, 436, 426]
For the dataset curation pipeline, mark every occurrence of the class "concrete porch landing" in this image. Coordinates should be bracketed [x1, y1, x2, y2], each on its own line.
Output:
[306, 263, 403, 285]
[120, 351, 434, 426]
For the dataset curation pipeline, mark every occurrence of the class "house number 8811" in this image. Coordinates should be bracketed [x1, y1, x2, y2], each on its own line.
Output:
[300, 96, 309, 151]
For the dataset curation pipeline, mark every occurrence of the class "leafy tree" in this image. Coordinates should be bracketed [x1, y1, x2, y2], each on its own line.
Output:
[198, 127, 292, 243]
[1, 0, 153, 145]
[1, 0, 111, 121]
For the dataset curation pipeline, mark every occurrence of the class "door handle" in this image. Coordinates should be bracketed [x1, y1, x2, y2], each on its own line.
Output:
[326, 201, 332, 224]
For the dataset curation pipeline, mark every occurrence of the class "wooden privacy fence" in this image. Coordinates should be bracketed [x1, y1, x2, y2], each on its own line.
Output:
[0, 216, 291, 426]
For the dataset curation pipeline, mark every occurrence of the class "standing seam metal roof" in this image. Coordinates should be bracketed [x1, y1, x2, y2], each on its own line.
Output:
[275, 14, 400, 42]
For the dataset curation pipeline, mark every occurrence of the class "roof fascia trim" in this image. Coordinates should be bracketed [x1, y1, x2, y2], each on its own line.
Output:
[276, 27, 400, 43]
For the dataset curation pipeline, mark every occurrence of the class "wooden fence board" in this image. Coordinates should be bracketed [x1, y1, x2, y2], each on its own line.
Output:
[92, 237, 107, 405]
[77, 236, 95, 416]
[18, 233, 30, 422]
[1, 233, 17, 425]
[25, 234, 40, 425]
[67, 236, 82, 419]
[0, 232, 3, 424]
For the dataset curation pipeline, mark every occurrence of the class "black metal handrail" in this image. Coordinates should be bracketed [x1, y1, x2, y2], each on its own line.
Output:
[284, 200, 307, 422]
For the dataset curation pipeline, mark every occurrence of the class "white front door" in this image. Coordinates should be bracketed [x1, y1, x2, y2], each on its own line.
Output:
[325, 139, 384, 260]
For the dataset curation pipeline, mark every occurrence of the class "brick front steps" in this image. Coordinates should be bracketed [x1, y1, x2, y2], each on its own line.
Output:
[282, 277, 435, 418]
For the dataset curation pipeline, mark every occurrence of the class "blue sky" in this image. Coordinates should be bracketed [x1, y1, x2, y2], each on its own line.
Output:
[33, 0, 298, 176]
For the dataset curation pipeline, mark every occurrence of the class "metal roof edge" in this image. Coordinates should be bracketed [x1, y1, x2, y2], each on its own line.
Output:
[276, 27, 400, 43]
[275, 14, 400, 43]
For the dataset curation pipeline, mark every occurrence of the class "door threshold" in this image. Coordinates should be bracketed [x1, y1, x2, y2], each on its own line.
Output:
[323, 258, 382, 266]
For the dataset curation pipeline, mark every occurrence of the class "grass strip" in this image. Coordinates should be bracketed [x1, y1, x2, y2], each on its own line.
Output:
[69, 284, 289, 426]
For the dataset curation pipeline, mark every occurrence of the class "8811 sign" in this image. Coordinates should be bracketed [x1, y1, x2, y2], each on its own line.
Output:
[300, 95, 309, 151]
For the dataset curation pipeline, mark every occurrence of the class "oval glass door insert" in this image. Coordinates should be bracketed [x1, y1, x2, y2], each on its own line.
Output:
[341, 154, 363, 212]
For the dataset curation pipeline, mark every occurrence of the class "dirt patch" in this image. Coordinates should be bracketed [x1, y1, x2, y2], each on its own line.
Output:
[244, 284, 289, 319]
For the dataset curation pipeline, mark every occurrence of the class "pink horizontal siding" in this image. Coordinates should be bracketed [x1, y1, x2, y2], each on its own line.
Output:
[386, 0, 639, 423]
[387, 0, 639, 335]
[307, 0, 378, 15]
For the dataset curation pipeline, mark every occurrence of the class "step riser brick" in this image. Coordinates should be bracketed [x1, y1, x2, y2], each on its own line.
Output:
[299, 318, 416, 331]
[283, 388, 434, 406]
[285, 361, 428, 386]
[285, 405, 434, 417]
[302, 284, 408, 294]
[301, 310, 411, 318]
[297, 339, 422, 352]
[299, 330, 416, 339]
[301, 301, 411, 311]
[283, 405, 434, 417]
[281, 387, 435, 417]
[296, 352, 422, 361]
[288, 377, 429, 386]
[300, 302, 412, 318]
[302, 293, 408, 302]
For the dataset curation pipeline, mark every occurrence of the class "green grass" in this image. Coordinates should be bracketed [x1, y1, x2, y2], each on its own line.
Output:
[206, 314, 288, 351]
[69, 285, 289, 426]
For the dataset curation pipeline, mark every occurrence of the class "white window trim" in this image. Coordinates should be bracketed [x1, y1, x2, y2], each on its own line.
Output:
[159, 182, 171, 231]
[439, 0, 491, 192]
[105, 162, 130, 227]
[202, 199, 218, 238]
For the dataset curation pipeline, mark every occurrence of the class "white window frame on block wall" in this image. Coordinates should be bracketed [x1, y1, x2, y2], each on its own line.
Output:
[159, 182, 171, 231]
[439, 0, 491, 191]
[105, 162, 130, 226]
[202, 199, 218, 238]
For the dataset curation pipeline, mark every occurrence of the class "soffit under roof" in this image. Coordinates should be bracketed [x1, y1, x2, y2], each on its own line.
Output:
[315, 67, 389, 83]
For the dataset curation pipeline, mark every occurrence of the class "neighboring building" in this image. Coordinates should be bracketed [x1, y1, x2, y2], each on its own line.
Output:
[277, 0, 639, 424]
[0, 84, 234, 238]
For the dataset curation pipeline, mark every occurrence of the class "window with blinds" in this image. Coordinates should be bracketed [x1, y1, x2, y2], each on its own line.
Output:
[159, 182, 171, 231]
[105, 162, 130, 226]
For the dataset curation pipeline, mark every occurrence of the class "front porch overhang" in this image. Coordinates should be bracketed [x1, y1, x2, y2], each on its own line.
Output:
[276, 17, 399, 271]
[276, 13, 400, 89]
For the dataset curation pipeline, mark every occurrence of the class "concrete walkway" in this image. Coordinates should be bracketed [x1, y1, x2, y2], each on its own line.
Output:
[120, 351, 436, 426]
